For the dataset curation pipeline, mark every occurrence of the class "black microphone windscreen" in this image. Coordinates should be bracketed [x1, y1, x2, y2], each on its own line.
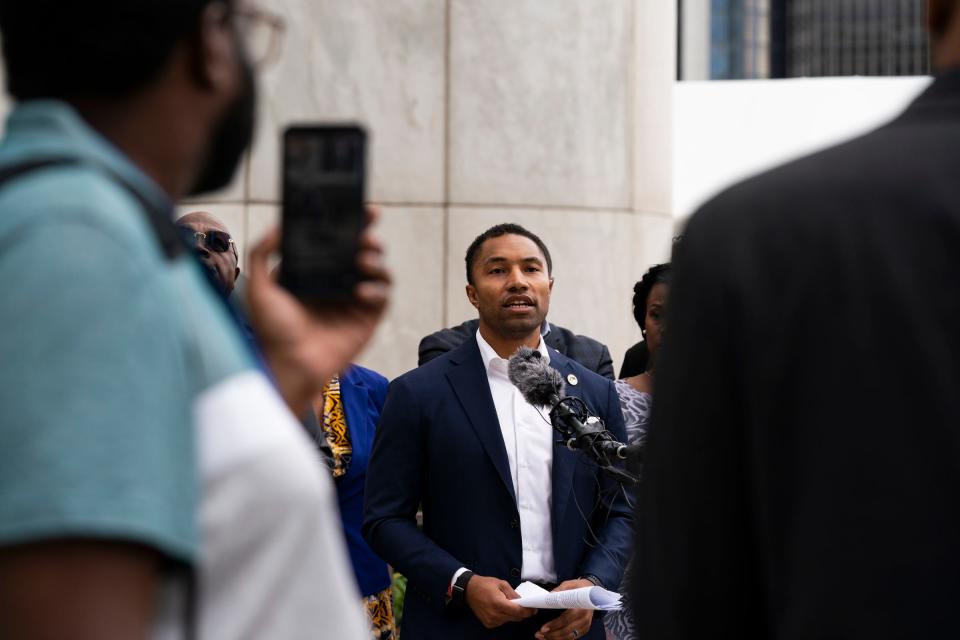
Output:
[507, 346, 565, 407]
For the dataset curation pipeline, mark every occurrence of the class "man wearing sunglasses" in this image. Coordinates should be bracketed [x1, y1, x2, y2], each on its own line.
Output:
[177, 211, 241, 296]
[0, 1, 382, 639]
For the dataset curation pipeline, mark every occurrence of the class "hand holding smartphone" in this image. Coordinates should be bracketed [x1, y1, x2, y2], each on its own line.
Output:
[243, 124, 390, 416]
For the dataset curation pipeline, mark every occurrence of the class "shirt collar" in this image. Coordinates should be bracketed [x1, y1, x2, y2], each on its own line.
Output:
[1, 100, 173, 215]
[540, 320, 551, 338]
[476, 329, 550, 373]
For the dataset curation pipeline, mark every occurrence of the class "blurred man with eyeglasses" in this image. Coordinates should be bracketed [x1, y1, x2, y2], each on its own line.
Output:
[0, 1, 382, 638]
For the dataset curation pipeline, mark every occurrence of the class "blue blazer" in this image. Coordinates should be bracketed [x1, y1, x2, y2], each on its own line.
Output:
[363, 338, 633, 639]
[305, 365, 392, 597]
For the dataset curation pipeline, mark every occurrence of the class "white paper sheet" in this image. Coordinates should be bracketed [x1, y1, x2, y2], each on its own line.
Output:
[511, 581, 622, 611]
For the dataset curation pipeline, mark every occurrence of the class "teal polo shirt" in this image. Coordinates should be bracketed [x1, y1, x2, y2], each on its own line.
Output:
[0, 101, 252, 563]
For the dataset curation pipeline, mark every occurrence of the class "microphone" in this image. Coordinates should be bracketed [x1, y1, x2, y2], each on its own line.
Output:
[507, 347, 629, 465]
[506, 346, 564, 407]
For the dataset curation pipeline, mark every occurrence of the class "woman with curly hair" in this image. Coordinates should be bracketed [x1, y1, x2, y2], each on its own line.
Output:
[605, 263, 670, 640]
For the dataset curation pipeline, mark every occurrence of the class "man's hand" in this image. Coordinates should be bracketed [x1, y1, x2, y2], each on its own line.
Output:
[246, 207, 391, 416]
[534, 579, 595, 640]
[464, 575, 536, 629]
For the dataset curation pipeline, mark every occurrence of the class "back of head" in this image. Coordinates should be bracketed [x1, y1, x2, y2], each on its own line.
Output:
[930, 0, 960, 67]
[930, 0, 960, 39]
[0, 0, 219, 101]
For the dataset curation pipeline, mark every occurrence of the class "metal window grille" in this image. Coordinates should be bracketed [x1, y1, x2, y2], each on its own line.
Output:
[686, 0, 929, 80]
[788, 0, 929, 77]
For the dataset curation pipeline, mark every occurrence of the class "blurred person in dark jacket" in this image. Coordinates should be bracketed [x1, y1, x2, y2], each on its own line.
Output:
[634, 2, 960, 638]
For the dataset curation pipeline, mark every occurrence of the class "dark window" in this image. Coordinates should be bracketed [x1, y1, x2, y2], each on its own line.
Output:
[680, 0, 929, 80]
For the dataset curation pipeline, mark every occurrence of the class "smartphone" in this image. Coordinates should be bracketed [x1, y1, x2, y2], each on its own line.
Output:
[279, 124, 368, 306]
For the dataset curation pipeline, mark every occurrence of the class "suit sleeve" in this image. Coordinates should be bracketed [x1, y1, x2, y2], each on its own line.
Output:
[363, 376, 462, 610]
[596, 345, 615, 380]
[577, 378, 633, 589]
[417, 333, 450, 366]
[418, 325, 469, 366]
[632, 207, 757, 638]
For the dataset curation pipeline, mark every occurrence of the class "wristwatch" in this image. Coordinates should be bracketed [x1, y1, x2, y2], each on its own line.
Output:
[446, 570, 474, 608]
[580, 574, 604, 589]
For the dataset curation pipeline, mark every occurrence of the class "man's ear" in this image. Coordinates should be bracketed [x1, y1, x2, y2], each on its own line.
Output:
[189, 2, 238, 92]
[234, 267, 241, 280]
[465, 284, 480, 309]
[548, 277, 554, 293]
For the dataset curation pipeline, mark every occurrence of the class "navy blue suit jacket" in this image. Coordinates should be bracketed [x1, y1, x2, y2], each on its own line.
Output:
[363, 337, 632, 639]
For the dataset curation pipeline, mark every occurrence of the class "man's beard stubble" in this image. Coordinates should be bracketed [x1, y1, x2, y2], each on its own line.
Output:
[188, 58, 256, 196]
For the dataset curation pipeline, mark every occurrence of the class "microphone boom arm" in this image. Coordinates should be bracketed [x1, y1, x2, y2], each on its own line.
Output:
[548, 397, 639, 487]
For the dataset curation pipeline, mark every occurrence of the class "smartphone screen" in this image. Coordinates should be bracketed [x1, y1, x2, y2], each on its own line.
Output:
[279, 125, 367, 305]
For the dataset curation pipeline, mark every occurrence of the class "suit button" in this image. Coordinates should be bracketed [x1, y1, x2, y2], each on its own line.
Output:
[510, 518, 519, 529]
[510, 567, 521, 578]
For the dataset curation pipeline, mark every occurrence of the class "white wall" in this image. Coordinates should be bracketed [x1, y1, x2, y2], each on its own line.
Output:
[0, 1, 678, 380]
[673, 76, 932, 220]
[180, 0, 678, 379]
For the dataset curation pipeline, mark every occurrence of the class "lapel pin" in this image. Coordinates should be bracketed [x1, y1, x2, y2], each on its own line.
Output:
[567, 373, 579, 386]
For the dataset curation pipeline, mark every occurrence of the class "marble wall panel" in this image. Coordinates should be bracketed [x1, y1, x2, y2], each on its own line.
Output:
[245, 204, 281, 275]
[245, 203, 280, 247]
[175, 202, 248, 269]
[356, 205, 444, 378]
[446, 207, 673, 375]
[448, 0, 632, 210]
[634, 0, 676, 215]
[248, 0, 446, 205]
[245, 204, 443, 381]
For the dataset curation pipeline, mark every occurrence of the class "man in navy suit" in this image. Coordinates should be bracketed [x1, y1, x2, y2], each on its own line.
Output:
[364, 223, 632, 639]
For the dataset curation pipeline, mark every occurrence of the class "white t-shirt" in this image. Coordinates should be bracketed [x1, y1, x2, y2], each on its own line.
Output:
[153, 371, 368, 639]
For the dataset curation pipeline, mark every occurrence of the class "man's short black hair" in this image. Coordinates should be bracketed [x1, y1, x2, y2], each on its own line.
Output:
[465, 223, 553, 285]
[632, 263, 671, 330]
[930, 0, 960, 39]
[0, 0, 225, 101]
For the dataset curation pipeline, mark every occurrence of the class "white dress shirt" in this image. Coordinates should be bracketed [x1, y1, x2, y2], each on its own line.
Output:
[476, 330, 557, 583]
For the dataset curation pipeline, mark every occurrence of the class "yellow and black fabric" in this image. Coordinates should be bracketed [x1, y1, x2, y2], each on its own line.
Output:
[362, 587, 397, 639]
[319, 375, 352, 478]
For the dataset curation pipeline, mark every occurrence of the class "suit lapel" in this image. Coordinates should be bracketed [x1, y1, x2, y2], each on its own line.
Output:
[548, 349, 580, 538]
[446, 338, 518, 505]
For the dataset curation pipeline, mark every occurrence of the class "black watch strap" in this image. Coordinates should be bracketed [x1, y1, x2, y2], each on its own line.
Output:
[448, 570, 474, 608]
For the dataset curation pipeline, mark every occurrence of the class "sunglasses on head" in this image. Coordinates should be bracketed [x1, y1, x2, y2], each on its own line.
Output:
[177, 227, 235, 254]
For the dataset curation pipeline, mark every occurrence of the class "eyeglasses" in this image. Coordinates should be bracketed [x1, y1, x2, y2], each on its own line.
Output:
[177, 227, 236, 255]
[233, 6, 286, 68]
